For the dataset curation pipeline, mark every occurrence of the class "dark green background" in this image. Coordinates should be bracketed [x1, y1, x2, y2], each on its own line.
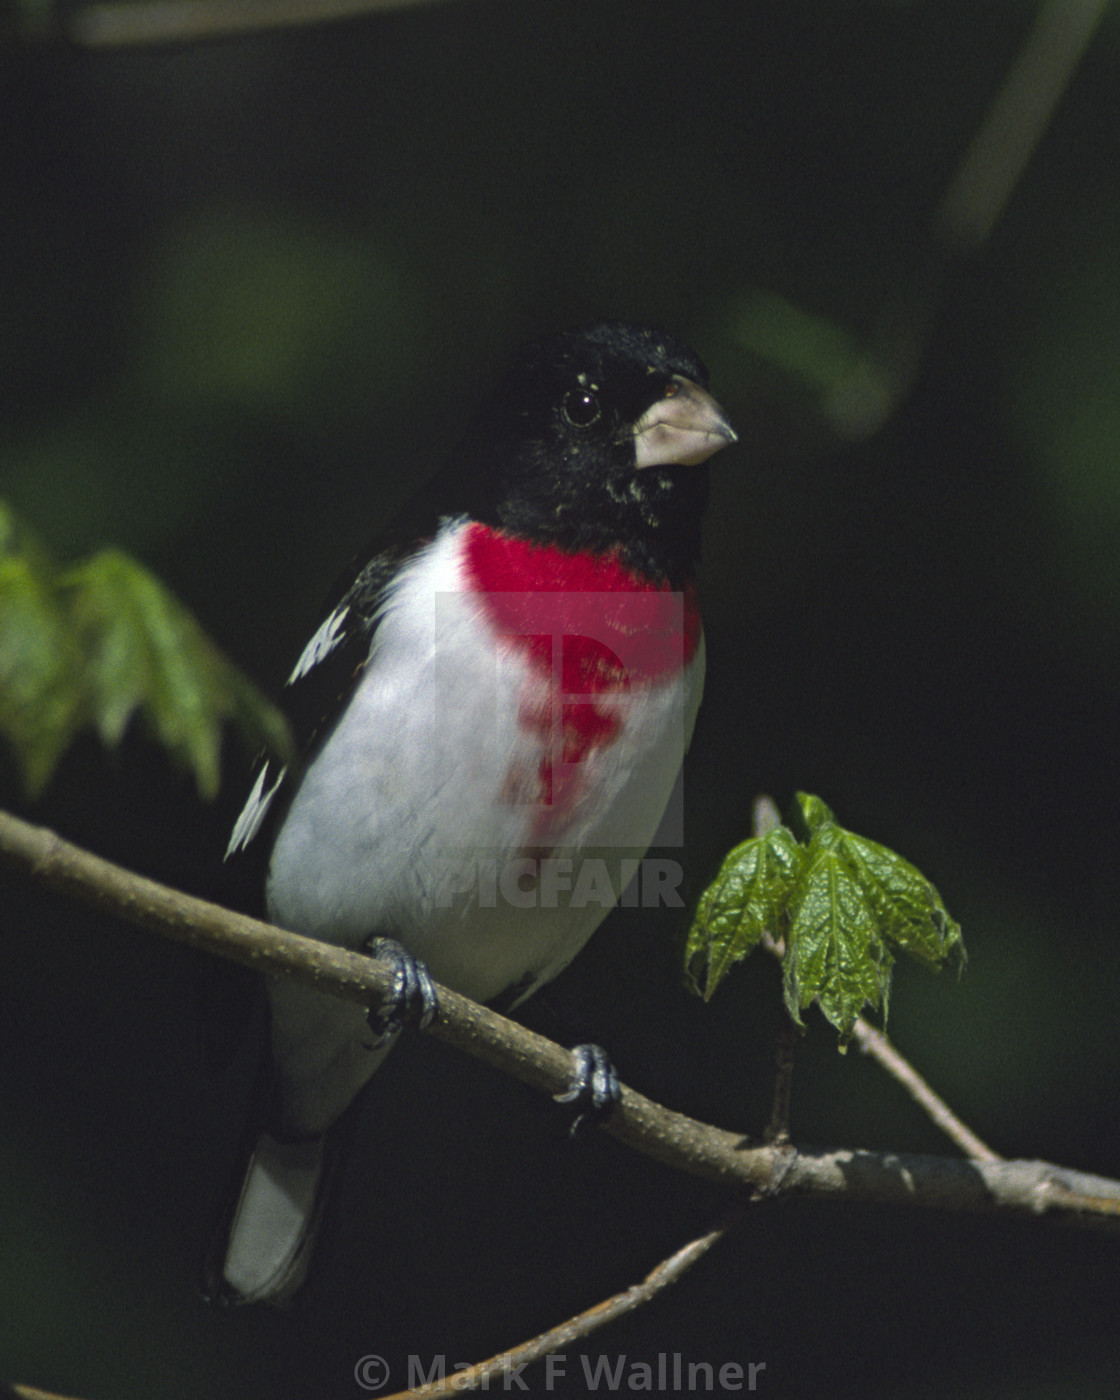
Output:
[3, 2, 1119, 1396]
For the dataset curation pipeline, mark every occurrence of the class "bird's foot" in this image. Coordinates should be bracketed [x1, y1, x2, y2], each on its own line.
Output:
[364, 937, 439, 1047]
[554, 1043, 620, 1134]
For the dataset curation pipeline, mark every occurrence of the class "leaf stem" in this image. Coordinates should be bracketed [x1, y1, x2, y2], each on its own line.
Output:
[763, 1010, 797, 1147]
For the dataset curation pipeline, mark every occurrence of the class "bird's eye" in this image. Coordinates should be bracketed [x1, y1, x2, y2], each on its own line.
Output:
[561, 388, 601, 428]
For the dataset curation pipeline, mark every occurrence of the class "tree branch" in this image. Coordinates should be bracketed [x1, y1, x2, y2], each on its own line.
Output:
[7, 1209, 742, 1400]
[7, 1384, 85, 1400]
[2, 806, 1119, 1231]
[934, 0, 1111, 252]
[850, 1017, 1000, 1163]
[378, 1208, 745, 1399]
[824, 0, 1108, 441]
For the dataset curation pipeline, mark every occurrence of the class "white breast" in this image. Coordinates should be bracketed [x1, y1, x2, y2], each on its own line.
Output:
[266, 518, 704, 1008]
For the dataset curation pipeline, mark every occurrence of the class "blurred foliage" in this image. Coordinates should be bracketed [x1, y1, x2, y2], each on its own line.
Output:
[136, 209, 421, 419]
[1003, 195, 1120, 626]
[0, 501, 292, 796]
[729, 286, 864, 399]
[1, 208, 427, 563]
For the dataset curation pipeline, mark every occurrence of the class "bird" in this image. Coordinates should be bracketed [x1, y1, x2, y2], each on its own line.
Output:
[207, 321, 736, 1305]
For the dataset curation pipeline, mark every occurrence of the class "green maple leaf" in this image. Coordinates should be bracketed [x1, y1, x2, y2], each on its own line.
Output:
[686, 792, 965, 1043]
[685, 823, 803, 999]
[782, 821, 893, 1035]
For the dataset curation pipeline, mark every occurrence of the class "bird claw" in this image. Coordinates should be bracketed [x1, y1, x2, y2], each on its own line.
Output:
[364, 937, 439, 1047]
[553, 1043, 620, 1134]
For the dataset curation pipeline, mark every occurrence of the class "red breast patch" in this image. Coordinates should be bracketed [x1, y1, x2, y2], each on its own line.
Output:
[460, 522, 701, 840]
[461, 522, 701, 673]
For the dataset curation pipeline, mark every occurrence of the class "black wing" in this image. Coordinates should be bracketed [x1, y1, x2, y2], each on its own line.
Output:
[224, 537, 421, 864]
[209, 529, 433, 1073]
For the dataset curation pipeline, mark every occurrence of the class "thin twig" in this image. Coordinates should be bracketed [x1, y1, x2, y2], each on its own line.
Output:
[825, 0, 1107, 440]
[8, 1386, 85, 1400]
[936, 0, 1111, 251]
[378, 1208, 745, 1399]
[763, 1011, 797, 1147]
[850, 1018, 1000, 1163]
[62, 0, 452, 48]
[758, 933, 998, 1163]
[3, 807, 1120, 1229]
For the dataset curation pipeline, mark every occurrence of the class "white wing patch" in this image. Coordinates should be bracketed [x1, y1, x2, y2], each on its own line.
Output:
[287, 605, 351, 685]
[225, 760, 289, 859]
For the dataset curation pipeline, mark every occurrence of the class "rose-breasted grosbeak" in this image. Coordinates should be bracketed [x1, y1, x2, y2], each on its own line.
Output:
[209, 322, 736, 1304]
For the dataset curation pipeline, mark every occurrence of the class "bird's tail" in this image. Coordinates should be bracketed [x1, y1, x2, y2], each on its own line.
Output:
[204, 1125, 343, 1306]
[205, 983, 394, 1304]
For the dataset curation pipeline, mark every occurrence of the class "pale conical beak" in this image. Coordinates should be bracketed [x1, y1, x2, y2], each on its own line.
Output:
[633, 375, 738, 469]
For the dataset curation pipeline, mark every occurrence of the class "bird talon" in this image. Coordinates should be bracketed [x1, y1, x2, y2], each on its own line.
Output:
[364, 937, 439, 1044]
[554, 1043, 620, 1134]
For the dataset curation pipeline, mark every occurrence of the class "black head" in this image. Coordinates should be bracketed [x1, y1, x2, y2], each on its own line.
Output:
[459, 322, 736, 585]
